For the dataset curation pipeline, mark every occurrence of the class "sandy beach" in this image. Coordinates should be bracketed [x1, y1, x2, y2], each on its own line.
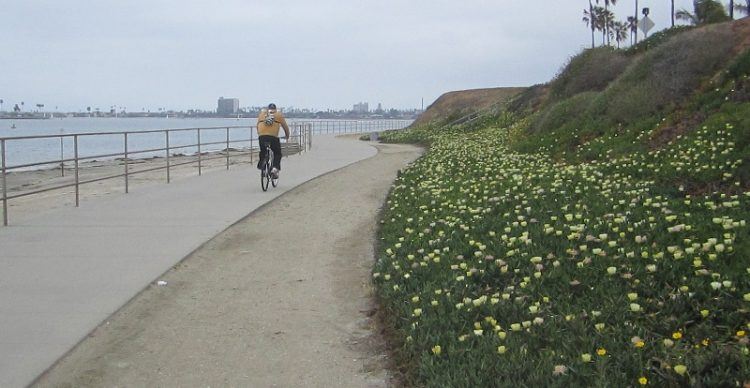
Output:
[30, 140, 422, 387]
[2, 143, 302, 224]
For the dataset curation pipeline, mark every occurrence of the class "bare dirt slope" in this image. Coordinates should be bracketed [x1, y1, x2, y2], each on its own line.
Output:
[33, 142, 422, 388]
[412, 87, 526, 127]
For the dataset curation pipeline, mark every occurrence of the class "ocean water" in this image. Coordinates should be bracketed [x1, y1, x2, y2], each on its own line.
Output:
[0, 117, 410, 170]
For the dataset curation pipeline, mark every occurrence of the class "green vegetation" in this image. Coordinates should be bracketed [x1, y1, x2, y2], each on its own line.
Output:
[374, 21, 750, 387]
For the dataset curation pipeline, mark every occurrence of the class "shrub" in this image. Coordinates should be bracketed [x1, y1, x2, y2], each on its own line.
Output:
[725, 48, 750, 81]
[530, 92, 597, 135]
[597, 24, 735, 126]
[548, 47, 631, 103]
[625, 26, 694, 55]
[507, 84, 548, 115]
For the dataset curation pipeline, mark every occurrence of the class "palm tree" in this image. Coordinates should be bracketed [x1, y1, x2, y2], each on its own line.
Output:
[597, 0, 618, 45]
[583, 1, 598, 48]
[594, 7, 615, 45]
[676, 0, 731, 24]
[612, 21, 630, 47]
[626, 16, 638, 45]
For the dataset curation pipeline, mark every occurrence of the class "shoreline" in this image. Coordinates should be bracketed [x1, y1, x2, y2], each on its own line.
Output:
[1, 145, 301, 224]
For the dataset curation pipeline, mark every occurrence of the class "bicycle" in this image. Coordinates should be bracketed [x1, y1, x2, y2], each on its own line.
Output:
[259, 142, 278, 191]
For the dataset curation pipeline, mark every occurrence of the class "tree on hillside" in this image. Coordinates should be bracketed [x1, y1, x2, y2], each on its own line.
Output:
[596, 0, 618, 45]
[583, 1, 599, 48]
[612, 21, 629, 47]
[626, 16, 638, 45]
[676, 0, 731, 24]
[593, 6, 615, 45]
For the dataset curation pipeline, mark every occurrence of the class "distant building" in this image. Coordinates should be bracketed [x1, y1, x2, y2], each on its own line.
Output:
[352, 102, 369, 114]
[217, 97, 239, 115]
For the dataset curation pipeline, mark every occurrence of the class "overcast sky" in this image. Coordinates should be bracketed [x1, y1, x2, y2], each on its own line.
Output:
[0, 0, 714, 112]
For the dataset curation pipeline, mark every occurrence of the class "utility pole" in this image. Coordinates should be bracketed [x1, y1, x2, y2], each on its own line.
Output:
[634, 0, 639, 44]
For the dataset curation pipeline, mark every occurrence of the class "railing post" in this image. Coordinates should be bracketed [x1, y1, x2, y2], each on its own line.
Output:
[226, 127, 230, 170]
[165, 130, 171, 183]
[2, 139, 7, 226]
[197, 128, 202, 176]
[250, 128, 253, 164]
[74, 135, 79, 207]
[60, 137, 65, 177]
[124, 132, 129, 193]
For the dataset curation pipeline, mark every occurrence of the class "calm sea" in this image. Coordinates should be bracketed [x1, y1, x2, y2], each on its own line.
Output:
[0, 117, 410, 170]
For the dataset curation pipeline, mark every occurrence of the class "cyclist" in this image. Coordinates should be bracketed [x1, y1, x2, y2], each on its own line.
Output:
[256, 103, 290, 178]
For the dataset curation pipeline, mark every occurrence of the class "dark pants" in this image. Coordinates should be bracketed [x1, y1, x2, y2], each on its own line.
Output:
[258, 135, 282, 170]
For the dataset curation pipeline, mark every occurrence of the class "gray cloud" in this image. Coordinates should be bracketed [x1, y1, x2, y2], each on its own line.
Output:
[0, 0, 702, 111]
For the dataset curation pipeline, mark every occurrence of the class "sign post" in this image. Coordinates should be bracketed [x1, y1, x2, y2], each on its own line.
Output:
[640, 7, 654, 39]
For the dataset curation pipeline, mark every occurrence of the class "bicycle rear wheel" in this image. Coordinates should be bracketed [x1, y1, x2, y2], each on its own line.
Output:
[260, 158, 270, 191]
[269, 149, 278, 188]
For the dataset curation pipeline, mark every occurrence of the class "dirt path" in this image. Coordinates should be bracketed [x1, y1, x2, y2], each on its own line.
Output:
[32, 142, 421, 388]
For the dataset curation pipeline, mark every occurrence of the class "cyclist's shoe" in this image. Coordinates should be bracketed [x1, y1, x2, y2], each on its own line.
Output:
[271, 167, 279, 179]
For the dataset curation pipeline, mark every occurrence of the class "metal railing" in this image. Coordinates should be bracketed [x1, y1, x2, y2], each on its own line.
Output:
[303, 119, 412, 134]
[0, 124, 313, 226]
[0, 119, 412, 226]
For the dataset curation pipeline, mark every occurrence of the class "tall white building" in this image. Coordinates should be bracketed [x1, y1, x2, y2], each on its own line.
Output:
[217, 97, 239, 115]
[353, 102, 368, 113]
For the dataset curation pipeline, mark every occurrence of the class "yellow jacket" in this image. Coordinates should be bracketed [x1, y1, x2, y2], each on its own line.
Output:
[257, 109, 290, 137]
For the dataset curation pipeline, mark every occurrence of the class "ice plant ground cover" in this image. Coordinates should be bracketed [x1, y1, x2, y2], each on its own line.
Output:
[374, 115, 750, 385]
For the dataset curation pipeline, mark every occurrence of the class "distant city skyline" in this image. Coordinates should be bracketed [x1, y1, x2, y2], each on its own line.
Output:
[1, 1, 706, 112]
[0, 98, 416, 114]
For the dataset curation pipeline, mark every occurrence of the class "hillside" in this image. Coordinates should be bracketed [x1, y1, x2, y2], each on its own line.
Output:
[374, 18, 750, 387]
[412, 87, 526, 127]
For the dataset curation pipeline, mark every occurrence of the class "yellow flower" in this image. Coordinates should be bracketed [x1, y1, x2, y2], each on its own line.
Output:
[674, 364, 687, 375]
[497, 345, 507, 354]
[738, 330, 746, 338]
[596, 348, 607, 356]
[581, 353, 592, 362]
[672, 331, 683, 340]
[635, 341, 645, 348]
[638, 376, 648, 385]
[431, 345, 441, 355]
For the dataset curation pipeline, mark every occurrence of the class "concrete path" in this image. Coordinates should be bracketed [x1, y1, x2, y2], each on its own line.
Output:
[0, 134, 377, 388]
